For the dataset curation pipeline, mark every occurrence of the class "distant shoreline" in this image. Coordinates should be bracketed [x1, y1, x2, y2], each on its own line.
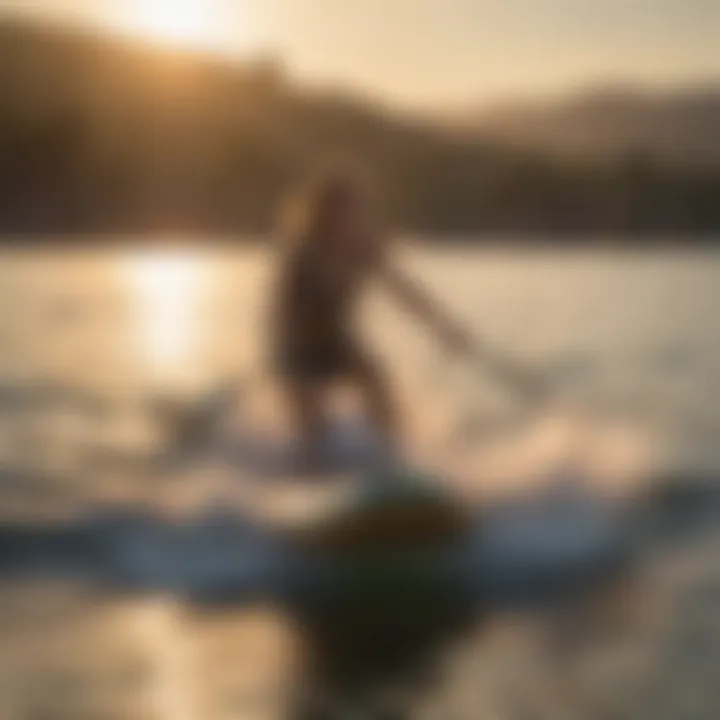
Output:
[0, 232, 717, 250]
[1, 19, 719, 243]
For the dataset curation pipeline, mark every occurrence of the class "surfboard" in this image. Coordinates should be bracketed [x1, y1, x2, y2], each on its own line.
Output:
[287, 467, 471, 555]
[229, 411, 398, 479]
[223, 401, 470, 555]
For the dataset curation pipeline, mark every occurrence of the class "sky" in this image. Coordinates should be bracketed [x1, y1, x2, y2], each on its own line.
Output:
[1, 0, 719, 109]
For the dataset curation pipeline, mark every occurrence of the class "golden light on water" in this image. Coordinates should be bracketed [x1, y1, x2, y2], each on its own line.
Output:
[125, 251, 207, 383]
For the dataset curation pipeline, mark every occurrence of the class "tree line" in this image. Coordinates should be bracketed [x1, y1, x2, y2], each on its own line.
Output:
[0, 19, 718, 239]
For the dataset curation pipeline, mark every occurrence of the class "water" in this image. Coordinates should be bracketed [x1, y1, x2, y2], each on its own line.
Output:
[0, 244, 718, 718]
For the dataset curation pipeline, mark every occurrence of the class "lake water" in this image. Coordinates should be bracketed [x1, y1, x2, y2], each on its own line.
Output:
[0, 244, 718, 718]
[1, 245, 719, 488]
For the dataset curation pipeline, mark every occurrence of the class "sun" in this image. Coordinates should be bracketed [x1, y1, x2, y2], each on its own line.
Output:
[121, 0, 220, 48]
[144, 0, 206, 44]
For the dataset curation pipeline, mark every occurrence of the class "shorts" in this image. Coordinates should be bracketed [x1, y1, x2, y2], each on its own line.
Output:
[275, 338, 359, 382]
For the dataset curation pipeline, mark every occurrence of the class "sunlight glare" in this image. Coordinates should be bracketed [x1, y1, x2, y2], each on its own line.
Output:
[121, 0, 220, 48]
[126, 252, 206, 383]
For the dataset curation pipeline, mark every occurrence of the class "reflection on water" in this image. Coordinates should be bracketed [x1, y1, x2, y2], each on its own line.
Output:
[123, 251, 210, 389]
[0, 587, 300, 720]
[0, 246, 718, 718]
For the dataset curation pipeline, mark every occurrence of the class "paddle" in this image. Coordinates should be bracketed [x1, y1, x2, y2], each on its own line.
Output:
[384, 266, 552, 406]
[434, 336, 554, 450]
[450, 329, 551, 405]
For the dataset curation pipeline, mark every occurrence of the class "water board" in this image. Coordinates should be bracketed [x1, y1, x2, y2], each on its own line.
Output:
[225, 410, 469, 552]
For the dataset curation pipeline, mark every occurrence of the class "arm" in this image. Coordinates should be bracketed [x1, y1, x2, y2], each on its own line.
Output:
[379, 262, 474, 356]
[379, 261, 545, 399]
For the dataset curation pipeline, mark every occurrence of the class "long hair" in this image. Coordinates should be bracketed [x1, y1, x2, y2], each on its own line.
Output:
[278, 167, 375, 252]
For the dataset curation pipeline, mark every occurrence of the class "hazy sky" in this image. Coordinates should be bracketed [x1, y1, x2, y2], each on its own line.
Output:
[1, 0, 718, 108]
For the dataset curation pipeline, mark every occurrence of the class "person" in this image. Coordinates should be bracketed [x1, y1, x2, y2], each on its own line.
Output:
[271, 169, 477, 470]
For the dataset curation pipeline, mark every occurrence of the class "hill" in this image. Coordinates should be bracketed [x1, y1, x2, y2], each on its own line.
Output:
[0, 19, 718, 239]
[460, 85, 720, 166]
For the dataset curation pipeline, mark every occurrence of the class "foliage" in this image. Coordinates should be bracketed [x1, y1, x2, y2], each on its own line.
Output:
[0, 20, 718, 238]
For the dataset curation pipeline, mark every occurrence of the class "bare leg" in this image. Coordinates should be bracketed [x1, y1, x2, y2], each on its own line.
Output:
[350, 351, 400, 457]
[284, 380, 327, 470]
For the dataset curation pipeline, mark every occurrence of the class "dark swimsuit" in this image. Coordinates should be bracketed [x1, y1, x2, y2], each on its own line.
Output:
[273, 243, 365, 381]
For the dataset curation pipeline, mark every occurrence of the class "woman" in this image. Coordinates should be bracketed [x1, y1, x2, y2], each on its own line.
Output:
[271, 169, 474, 470]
